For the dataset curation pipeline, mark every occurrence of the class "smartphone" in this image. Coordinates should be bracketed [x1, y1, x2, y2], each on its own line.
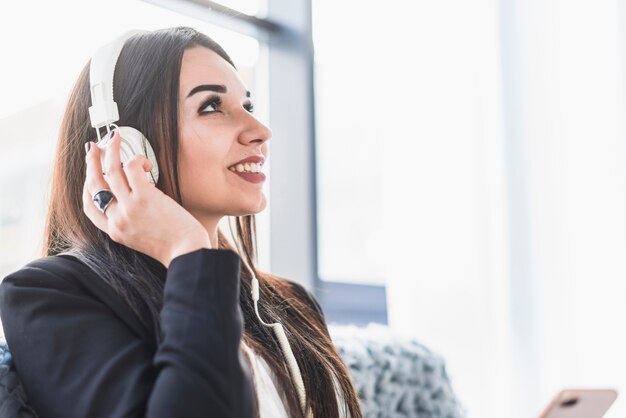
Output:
[537, 389, 617, 418]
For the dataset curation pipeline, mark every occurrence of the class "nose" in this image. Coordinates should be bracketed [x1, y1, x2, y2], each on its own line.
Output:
[239, 111, 271, 146]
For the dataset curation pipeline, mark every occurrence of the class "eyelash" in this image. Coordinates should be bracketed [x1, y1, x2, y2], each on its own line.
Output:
[198, 95, 255, 115]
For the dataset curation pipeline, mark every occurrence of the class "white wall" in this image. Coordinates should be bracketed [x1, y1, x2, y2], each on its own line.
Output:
[370, 1, 626, 418]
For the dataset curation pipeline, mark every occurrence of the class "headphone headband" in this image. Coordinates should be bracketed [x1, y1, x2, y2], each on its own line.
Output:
[88, 30, 148, 132]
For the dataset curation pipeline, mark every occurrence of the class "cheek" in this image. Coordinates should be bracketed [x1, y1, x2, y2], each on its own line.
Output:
[180, 147, 227, 186]
[179, 121, 230, 172]
[178, 131, 231, 195]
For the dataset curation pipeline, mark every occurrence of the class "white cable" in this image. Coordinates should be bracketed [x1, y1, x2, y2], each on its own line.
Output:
[251, 278, 313, 417]
[235, 242, 313, 417]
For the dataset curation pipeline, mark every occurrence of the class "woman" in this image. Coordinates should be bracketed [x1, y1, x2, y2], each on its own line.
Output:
[0, 27, 362, 418]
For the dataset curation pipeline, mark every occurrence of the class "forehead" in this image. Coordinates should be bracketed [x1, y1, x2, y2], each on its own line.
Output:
[179, 46, 246, 97]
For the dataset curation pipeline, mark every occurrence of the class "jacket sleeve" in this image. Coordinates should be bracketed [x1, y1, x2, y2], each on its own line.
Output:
[0, 248, 254, 418]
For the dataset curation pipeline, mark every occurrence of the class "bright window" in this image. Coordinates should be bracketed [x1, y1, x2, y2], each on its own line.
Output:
[312, 1, 385, 285]
[0, 0, 269, 276]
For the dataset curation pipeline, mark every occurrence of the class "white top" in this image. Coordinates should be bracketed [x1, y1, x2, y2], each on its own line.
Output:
[240, 340, 350, 418]
[241, 340, 289, 417]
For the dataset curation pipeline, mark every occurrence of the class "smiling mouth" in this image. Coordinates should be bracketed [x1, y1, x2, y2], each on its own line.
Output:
[228, 162, 264, 174]
[229, 169, 266, 184]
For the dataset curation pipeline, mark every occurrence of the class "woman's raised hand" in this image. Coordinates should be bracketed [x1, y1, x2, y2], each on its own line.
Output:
[82, 132, 212, 268]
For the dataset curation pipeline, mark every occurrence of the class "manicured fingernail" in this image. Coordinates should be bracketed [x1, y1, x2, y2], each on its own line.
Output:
[85, 142, 91, 154]
[107, 132, 116, 147]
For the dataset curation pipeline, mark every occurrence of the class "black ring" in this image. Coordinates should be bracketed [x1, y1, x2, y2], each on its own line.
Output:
[93, 189, 115, 214]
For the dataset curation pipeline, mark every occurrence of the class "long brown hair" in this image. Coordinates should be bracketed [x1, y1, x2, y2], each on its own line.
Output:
[43, 27, 362, 418]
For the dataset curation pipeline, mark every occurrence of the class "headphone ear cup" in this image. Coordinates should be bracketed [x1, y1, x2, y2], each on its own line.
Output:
[113, 126, 160, 185]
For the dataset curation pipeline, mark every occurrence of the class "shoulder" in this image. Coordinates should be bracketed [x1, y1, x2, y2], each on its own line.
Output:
[0, 255, 96, 343]
[0, 253, 152, 342]
[0, 254, 100, 319]
[0, 254, 88, 294]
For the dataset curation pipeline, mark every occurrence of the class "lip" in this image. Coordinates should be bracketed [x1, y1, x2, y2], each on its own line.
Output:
[228, 155, 265, 168]
[231, 171, 266, 184]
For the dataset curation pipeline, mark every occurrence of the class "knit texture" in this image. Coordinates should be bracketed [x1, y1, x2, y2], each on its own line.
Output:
[328, 323, 467, 418]
[0, 342, 38, 418]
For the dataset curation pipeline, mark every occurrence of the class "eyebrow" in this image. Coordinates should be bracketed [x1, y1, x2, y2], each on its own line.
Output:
[186, 84, 251, 99]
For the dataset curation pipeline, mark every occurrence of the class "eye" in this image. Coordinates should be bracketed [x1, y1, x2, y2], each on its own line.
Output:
[198, 95, 222, 114]
[244, 102, 255, 114]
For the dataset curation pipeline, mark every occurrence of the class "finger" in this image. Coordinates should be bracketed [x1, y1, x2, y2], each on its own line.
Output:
[85, 141, 113, 197]
[102, 132, 131, 198]
[124, 155, 153, 192]
[82, 180, 114, 231]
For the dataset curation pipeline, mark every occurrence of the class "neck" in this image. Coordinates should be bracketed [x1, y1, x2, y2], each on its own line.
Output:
[192, 213, 222, 249]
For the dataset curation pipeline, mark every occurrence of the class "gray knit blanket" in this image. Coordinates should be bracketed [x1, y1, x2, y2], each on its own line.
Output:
[0, 324, 466, 417]
[328, 323, 467, 418]
[0, 344, 38, 418]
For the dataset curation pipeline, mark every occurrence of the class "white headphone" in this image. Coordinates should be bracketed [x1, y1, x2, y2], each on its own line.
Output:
[88, 30, 159, 185]
[90, 30, 313, 417]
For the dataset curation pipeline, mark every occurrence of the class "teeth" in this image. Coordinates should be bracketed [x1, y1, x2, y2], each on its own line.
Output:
[229, 162, 263, 173]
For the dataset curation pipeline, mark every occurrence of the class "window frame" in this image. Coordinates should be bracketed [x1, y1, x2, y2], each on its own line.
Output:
[145, 0, 388, 325]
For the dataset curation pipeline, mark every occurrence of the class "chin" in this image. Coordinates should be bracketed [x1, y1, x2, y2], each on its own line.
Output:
[232, 198, 267, 216]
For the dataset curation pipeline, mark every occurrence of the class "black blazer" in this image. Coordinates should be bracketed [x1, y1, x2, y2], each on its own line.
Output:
[0, 248, 324, 418]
